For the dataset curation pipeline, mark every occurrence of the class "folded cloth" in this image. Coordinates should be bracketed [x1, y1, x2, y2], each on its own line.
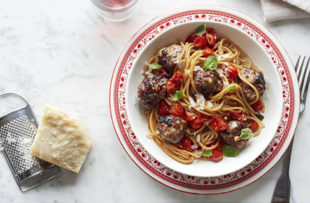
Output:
[260, 0, 310, 22]
[285, 0, 310, 13]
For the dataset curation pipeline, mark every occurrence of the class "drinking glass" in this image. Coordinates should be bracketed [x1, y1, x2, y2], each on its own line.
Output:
[91, 0, 138, 22]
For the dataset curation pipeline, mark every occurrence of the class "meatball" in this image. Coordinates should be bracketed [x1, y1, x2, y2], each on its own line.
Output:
[137, 73, 167, 110]
[227, 121, 243, 135]
[158, 44, 183, 75]
[157, 115, 187, 144]
[219, 120, 247, 149]
[239, 68, 265, 102]
[193, 69, 223, 97]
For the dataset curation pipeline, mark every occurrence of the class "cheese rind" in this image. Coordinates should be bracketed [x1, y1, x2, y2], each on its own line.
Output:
[30, 106, 91, 173]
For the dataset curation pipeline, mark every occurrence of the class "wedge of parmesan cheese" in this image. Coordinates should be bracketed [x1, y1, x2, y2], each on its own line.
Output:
[30, 106, 91, 173]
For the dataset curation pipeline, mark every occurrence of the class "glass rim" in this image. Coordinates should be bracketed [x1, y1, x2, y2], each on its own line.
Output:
[91, 0, 138, 11]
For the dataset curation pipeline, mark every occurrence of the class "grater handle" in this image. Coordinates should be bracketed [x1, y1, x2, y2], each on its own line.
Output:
[0, 92, 29, 105]
[0, 93, 28, 116]
[0, 92, 38, 127]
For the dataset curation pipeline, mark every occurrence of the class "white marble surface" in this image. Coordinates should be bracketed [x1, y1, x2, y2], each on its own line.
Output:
[0, 0, 309, 202]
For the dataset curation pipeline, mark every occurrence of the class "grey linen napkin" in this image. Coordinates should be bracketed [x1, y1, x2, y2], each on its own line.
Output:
[260, 0, 310, 22]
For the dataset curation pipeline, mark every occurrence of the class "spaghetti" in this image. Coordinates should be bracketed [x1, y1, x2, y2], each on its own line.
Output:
[137, 24, 266, 164]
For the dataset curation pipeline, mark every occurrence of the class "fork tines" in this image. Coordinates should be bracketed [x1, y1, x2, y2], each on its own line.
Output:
[295, 56, 310, 101]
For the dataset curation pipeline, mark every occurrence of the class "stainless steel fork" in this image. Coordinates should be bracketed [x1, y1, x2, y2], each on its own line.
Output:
[271, 56, 310, 203]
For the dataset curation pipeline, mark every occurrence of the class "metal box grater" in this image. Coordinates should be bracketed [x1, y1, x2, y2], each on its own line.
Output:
[0, 93, 62, 192]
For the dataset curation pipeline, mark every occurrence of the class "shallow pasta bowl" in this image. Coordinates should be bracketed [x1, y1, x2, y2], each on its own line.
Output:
[109, 5, 299, 194]
[120, 8, 282, 177]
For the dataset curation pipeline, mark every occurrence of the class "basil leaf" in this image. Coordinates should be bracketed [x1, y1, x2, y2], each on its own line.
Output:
[204, 56, 218, 70]
[201, 150, 213, 158]
[172, 91, 183, 101]
[195, 24, 207, 36]
[240, 128, 253, 140]
[149, 63, 163, 70]
[223, 145, 239, 157]
[226, 85, 236, 93]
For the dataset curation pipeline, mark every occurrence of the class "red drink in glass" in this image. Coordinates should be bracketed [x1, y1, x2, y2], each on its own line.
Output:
[91, 0, 138, 21]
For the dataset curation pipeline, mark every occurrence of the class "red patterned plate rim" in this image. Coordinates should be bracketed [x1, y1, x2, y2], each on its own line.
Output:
[109, 5, 299, 195]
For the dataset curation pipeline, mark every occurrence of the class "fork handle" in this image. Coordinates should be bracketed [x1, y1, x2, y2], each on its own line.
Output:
[271, 142, 293, 203]
[271, 173, 291, 203]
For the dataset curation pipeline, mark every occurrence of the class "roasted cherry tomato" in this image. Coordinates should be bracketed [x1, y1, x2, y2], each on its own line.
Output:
[250, 120, 259, 133]
[169, 102, 184, 117]
[189, 114, 209, 129]
[202, 48, 214, 57]
[206, 28, 217, 46]
[190, 119, 204, 129]
[209, 148, 223, 162]
[166, 71, 184, 94]
[209, 115, 228, 132]
[171, 71, 184, 82]
[186, 33, 197, 43]
[166, 80, 178, 94]
[229, 112, 247, 121]
[226, 63, 239, 79]
[193, 35, 207, 49]
[158, 100, 169, 115]
[185, 111, 198, 122]
[180, 137, 193, 152]
[206, 27, 216, 35]
[251, 100, 264, 112]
